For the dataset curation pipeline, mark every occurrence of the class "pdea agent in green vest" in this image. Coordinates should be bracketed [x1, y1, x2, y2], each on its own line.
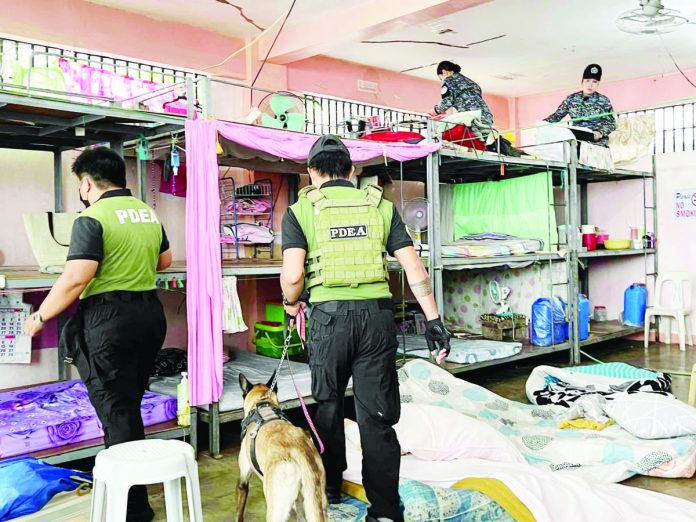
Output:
[280, 135, 450, 522]
[23, 147, 171, 522]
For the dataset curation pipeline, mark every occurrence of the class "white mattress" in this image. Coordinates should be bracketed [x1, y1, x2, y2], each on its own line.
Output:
[398, 335, 522, 364]
[344, 420, 696, 522]
[148, 351, 314, 412]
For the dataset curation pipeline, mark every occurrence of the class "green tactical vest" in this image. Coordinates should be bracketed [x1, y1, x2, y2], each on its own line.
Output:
[78, 195, 163, 299]
[290, 183, 393, 303]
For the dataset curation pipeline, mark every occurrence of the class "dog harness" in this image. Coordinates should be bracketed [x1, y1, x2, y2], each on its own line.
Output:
[240, 401, 289, 477]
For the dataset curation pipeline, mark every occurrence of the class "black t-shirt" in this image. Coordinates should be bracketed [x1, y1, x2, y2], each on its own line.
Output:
[281, 180, 413, 256]
[66, 189, 170, 262]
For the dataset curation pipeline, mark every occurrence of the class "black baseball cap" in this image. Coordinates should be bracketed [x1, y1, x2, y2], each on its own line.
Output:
[307, 134, 350, 164]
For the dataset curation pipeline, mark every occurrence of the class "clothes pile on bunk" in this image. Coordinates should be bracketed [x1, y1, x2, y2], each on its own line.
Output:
[221, 223, 274, 244]
[225, 198, 272, 215]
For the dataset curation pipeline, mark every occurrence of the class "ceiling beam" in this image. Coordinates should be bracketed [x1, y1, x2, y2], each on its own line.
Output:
[0, 141, 60, 152]
[259, 0, 493, 65]
[38, 114, 106, 136]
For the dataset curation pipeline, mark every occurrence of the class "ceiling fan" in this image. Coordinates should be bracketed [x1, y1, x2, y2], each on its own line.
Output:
[616, 0, 689, 34]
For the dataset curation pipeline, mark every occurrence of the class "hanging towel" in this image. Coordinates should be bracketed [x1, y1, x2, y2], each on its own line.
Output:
[222, 276, 248, 334]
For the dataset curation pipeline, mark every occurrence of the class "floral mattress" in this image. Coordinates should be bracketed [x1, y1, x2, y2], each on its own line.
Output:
[0, 380, 177, 459]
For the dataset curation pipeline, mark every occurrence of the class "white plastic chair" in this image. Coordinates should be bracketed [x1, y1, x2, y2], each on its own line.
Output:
[90, 439, 203, 522]
[644, 272, 695, 351]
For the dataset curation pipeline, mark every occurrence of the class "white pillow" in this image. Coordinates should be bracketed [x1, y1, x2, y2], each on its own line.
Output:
[605, 393, 696, 439]
[393, 403, 526, 463]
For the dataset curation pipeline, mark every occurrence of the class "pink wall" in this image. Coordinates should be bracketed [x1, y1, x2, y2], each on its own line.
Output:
[286, 55, 511, 129]
[515, 67, 696, 132]
[0, 0, 245, 77]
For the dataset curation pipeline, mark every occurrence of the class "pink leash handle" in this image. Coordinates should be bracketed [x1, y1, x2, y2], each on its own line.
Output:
[287, 302, 324, 454]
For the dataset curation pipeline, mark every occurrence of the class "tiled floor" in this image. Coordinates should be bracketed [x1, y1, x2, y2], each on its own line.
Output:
[148, 339, 696, 520]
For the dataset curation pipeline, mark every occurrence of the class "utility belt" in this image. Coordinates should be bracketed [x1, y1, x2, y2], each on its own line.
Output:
[80, 289, 158, 310]
[312, 298, 393, 315]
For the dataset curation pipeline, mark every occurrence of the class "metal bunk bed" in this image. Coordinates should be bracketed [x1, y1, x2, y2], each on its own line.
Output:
[0, 59, 199, 463]
[364, 122, 657, 374]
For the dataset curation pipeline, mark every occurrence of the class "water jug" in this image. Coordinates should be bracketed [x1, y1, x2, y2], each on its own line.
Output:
[578, 294, 590, 341]
[623, 284, 647, 327]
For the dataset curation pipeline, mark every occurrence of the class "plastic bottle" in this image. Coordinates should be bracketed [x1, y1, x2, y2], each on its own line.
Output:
[623, 284, 647, 327]
[578, 294, 590, 341]
[177, 371, 191, 427]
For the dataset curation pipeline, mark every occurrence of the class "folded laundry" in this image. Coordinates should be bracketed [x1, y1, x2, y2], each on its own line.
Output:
[221, 223, 274, 244]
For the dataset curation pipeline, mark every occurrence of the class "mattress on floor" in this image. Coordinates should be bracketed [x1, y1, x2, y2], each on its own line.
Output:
[149, 351, 318, 412]
[0, 380, 176, 459]
[398, 335, 522, 364]
[398, 360, 696, 483]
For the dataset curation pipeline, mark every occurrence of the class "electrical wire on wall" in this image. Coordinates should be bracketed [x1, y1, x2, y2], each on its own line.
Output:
[251, 0, 297, 88]
[659, 34, 696, 90]
[201, 2, 293, 72]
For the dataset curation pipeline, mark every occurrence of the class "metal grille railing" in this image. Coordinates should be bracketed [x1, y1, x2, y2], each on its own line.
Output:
[621, 101, 696, 154]
[0, 36, 201, 106]
[303, 93, 428, 137]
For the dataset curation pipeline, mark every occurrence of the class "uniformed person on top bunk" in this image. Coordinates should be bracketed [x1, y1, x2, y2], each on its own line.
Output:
[428, 60, 494, 138]
[281, 135, 451, 522]
[544, 64, 617, 147]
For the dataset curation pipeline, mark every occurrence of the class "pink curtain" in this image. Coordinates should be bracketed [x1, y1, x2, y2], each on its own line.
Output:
[216, 121, 441, 163]
[185, 120, 224, 406]
[184, 119, 439, 406]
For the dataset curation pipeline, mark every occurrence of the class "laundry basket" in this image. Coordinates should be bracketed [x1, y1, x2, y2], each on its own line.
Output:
[253, 321, 303, 358]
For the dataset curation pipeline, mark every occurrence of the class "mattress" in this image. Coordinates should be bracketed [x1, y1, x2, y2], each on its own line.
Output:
[442, 233, 544, 258]
[398, 335, 522, 365]
[149, 351, 320, 412]
[399, 360, 696, 483]
[0, 380, 176, 459]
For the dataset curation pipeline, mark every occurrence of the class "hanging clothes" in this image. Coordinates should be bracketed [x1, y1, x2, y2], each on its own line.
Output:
[222, 276, 248, 334]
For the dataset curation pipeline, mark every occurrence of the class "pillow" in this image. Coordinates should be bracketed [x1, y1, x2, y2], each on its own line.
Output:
[605, 393, 696, 439]
[394, 404, 526, 463]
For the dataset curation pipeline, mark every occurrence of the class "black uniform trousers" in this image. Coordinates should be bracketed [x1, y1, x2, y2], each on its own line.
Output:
[309, 299, 403, 522]
[63, 290, 166, 522]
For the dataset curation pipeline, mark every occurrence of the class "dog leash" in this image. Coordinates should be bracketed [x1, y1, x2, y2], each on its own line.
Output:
[269, 303, 325, 454]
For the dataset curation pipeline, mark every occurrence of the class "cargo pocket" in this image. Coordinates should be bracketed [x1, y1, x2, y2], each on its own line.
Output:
[308, 308, 335, 401]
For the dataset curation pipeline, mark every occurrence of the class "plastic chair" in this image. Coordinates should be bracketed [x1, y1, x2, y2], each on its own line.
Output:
[90, 439, 203, 522]
[644, 272, 695, 351]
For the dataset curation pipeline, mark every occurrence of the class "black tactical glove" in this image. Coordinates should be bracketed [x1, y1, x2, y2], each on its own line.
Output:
[424, 317, 451, 365]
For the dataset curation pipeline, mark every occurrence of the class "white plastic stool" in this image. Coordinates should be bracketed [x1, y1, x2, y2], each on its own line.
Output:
[90, 439, 203, 522]
[644, 272, 695, 351]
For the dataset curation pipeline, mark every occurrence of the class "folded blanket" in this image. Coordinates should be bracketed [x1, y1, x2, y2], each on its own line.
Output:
[443, 234, 544, 258]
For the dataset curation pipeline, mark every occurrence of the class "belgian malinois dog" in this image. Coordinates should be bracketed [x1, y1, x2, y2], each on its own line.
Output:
[236, 372, 328, 522]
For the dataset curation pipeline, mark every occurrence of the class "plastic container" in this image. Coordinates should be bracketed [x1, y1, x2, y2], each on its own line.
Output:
[582, 233, 597, 251]
[265, 302, 284, 323]
[253, 321, 303, 358]
[578, 294, 590, 341]
[593, 306, 608, 321]
[176, 372, 190, 427]
[623, 284, 647, 327]
[581, 225, 597, 234]
[531, 297, 568, 347]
